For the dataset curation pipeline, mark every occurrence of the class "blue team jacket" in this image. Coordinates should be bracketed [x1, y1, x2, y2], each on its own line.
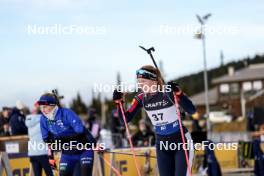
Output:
[40, 107, 95, 145]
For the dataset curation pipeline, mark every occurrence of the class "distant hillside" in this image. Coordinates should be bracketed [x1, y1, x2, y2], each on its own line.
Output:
[172, 54, 264, 96]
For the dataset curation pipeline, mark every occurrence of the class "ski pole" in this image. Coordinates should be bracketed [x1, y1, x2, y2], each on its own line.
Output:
[139, 46, 158, 68]
[117, 101, 142, 176]
[94, 145, 122, 176]
[97, 153, 122, 176]
[173, 94, 192, 176]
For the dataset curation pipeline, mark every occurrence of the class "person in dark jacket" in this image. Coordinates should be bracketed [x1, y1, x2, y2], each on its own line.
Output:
[110, 108, 126, 148]
[0, 107, 11, 136]
[86, 108, 101, 141]
[253, 139, 264, 176]
[9, 101, 28, 135]
[204, 140, 222, 176]
[132, 119, 155, 147]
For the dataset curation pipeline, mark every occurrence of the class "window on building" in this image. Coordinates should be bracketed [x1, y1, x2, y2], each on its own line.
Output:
[253, 80, 262, 90]
[242, 82, 252, 91]
[220, 84, 229, 93]
[230, 83, 239, 93]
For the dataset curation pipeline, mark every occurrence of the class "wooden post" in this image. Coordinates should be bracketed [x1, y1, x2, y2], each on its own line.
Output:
[0, 152, 12, 176]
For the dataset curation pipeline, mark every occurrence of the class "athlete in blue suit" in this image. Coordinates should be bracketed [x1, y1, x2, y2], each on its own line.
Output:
[37, 93, 95, 176]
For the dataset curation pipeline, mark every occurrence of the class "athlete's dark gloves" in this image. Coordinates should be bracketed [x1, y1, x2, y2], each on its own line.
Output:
[43, 132, 55, 143]
[168, 81, 183, 96]
[113, 89, 123, 103]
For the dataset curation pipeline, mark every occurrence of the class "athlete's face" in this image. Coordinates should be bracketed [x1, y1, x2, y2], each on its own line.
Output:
[40, 105, 55, 115]
[137, 78, 158, 93]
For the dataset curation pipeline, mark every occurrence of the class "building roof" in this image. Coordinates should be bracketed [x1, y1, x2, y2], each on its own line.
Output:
[190, 87, 218, 106]
[212, 64, 264, 84]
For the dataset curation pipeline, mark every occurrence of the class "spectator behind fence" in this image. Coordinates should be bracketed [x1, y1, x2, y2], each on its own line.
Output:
[86, 108, 101, 140]
[0, 107, 11, 136]
[9, 100, 28, 135]
[26, 106, 54, 176]
[132, 119, 155, 147]
[110, 108, 125, 148]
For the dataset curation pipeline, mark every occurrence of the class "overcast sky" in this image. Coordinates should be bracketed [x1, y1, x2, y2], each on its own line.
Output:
[0, 0, 263, 108]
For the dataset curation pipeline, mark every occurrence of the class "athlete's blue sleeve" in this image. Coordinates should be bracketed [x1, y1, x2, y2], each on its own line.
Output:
[65, 108, 84, 134]
[40, 115, 50, 142]
[62, 108, 96, 144]
[179, 95, 196, 115]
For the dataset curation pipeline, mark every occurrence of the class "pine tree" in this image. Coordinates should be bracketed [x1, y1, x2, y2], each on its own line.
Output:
[70, 92, 88, 115]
